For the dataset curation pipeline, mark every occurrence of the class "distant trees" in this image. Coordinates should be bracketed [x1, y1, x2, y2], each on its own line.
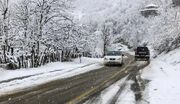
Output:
[12, 0, 32, 51]
[172, 0, 180, 6]
[0, 0, 10, 63]
[13, 0, 76, 50]
[0, 0, 92, 69]
[1, 0, 180, 69]
[0, 0, 9, 40]
[101, 20, 113, 56]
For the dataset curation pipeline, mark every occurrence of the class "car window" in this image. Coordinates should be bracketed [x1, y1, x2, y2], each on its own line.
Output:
[106, 51, 122, 56]
[137, 47, 148, 51]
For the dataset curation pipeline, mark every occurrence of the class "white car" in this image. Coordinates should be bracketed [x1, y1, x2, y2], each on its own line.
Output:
[104, 51, 124, 66]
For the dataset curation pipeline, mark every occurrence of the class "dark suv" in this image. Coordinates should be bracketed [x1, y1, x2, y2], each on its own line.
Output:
[135, 47, 150, 61]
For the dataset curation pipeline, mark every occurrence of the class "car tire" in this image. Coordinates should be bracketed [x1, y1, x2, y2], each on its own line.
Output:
[135, 58, 137, 61]
[120, 62, 124, 66]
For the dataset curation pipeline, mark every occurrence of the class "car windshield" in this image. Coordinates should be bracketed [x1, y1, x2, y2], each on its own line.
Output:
[137, 47, 148, 51]
[106, 51, 122, 56]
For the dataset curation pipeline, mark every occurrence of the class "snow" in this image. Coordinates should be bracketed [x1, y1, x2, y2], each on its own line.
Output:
[1, 0, 180, 103]
[145, 4, 159, 8]
[84, 48, 180, 104]
[0, 57, 103, 96]
[84, 77, 135, 104]
[73, 0, 180, 54]
[115, 81, 135, 104]
[142, 48, 180, 104]
[108, 43, 130, 52]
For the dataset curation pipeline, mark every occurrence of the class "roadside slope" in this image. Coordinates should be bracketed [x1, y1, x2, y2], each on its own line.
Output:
[142, 48, 180, 104]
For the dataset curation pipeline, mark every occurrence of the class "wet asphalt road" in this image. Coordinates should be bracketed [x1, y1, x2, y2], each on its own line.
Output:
[0, 55, 146, 104]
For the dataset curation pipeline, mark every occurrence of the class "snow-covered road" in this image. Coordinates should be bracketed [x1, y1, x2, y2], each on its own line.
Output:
[1, 47, 179, 104]
[0, 57, 103, 96]
[0, 54, 137, 104]
[84, 77, 135, 104]
[84, 48, 180, 104]
[84, 61, 148, 104]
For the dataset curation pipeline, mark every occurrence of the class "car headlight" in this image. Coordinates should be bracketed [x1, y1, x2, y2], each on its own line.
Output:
[104, 58, 108, 60]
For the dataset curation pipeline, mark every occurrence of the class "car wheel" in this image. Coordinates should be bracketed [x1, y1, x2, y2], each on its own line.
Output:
[120, 62, 124, 66]
[135, 58, 137, 61]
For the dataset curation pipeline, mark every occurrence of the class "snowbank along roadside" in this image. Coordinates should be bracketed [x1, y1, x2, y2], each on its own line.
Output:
[0, 57, 103, 96]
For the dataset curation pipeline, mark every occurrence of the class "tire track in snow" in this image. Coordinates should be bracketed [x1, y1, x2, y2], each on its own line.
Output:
[109, 77, 128, 104]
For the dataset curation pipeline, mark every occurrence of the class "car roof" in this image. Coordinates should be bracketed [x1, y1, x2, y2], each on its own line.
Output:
[107, 51, 121, 52]
[137, 47, 148, 49]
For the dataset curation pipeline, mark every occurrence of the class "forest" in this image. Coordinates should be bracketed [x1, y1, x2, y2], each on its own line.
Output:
[0, 0, 180, 69]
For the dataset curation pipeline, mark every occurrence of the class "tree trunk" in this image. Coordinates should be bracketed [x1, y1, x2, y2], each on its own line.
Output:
[3, 45, 6, 63]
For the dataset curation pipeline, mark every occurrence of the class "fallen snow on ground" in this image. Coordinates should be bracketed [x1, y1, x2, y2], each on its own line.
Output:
[99, 78, 128, 104]
[142, 48, 180, 104]
[115, 80, 135, 104]
[85, 48, 180, 104]
[0, 57, 103, 96]
[84, 77, 135, 104]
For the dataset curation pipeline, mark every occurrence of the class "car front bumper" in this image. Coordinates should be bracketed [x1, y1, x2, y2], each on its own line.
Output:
[104, 60, 123, 65]
[135, 55, 150, 61]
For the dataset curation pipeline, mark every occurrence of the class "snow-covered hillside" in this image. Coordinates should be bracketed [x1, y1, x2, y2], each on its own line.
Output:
[73, 0, 143, 23]
[73, 0, 180, 55]
[142, 48, 180, 104]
